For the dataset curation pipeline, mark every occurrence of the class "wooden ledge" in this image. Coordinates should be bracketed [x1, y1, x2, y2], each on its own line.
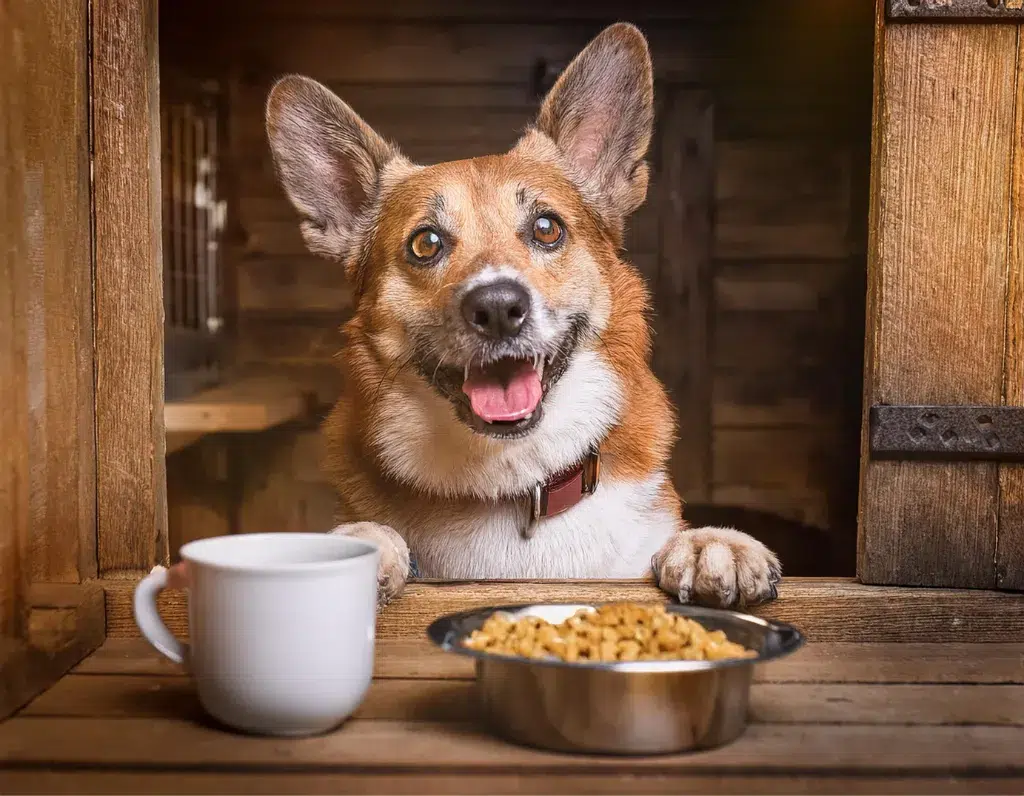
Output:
[100, 577, 1024, 644]
[164, 375, 308, 454]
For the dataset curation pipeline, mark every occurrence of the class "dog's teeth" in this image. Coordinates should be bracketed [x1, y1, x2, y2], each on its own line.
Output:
[523, 412, 533, 421]
[464, 363, 470, 382]
[537, 358, 545, 379]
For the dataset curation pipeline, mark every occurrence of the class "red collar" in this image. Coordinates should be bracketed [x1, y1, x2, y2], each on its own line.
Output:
[522, 445, 601, 539]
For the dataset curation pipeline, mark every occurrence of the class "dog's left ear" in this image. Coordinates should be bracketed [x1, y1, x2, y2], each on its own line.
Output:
[535, 23, 654, 224]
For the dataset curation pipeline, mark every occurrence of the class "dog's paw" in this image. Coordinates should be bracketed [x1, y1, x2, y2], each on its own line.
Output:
[652, 526, 781, 608]
[330, 522, 410, 607]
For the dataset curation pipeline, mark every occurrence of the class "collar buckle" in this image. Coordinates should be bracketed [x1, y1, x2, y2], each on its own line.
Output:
[523, 444, 601, 539]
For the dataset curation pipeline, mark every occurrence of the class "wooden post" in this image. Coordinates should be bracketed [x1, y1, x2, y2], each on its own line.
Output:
[91, 0, 169, 577]
[858, 4, 1021, 588]
[0, 0, 105, 718]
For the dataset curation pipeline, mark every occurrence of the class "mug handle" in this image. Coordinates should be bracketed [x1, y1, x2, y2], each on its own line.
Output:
[133, 565, 189, 665]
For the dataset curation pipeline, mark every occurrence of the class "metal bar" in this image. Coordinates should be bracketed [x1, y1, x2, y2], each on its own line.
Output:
[195, 108, 208, 335]
[183, 103, 196, 329]
[206, 102, 219, 332]
[869, 405, 1024, 462]
[888, 0, 1024, 21]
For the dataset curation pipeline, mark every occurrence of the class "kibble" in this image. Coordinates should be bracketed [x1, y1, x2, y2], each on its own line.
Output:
[462, 602, 756, 663]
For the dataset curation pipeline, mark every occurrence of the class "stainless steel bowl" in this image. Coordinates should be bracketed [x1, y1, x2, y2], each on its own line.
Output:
[427, 602, 804, 755]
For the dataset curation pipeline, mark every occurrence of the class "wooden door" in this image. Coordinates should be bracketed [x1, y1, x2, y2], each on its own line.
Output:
[859, 0, 1024, 590]
[0, 0, 165, 718]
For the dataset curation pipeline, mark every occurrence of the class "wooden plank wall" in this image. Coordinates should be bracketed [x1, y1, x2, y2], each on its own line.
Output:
[160, 0, 873, 572]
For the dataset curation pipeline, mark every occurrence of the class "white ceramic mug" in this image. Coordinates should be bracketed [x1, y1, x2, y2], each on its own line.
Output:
[134, 532, 380, 737]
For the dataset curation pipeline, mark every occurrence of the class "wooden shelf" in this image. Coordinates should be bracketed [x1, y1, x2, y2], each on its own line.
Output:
[100, 577, 1024, 644]
[164, 376, 307, 444]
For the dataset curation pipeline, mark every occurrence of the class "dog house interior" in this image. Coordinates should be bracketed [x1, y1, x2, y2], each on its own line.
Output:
[159, 0, 874, 577]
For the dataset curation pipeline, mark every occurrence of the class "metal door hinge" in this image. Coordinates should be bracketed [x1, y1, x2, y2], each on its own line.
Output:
[888, 0, 1024, 20]
[869, 405, 1024, 462]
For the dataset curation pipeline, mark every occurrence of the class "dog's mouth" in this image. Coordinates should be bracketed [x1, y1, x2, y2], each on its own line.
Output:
[413, 316, 587, 439]
[461, 354, 548, 434]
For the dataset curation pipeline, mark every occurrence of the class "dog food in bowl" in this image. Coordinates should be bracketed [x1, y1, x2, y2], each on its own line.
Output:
[462, 601, 756, 663]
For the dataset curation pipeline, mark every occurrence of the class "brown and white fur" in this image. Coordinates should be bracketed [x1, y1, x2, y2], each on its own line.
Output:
[264, 23, 781, 608]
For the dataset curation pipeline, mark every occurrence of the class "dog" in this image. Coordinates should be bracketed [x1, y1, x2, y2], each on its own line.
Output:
[262, 23, 782, 608]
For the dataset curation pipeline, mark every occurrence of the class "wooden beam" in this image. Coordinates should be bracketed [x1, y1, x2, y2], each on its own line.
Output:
[0, 0, 104, 720]
[100, 577, 1024, 644]
[3, 718, 1024, 778]
[78, 636, 1024, 684]
[24, 0, 96, 585]
[91, 0, 168, 576]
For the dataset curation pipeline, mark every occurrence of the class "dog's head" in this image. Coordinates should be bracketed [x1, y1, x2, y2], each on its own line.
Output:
[266, 24, 653, 446]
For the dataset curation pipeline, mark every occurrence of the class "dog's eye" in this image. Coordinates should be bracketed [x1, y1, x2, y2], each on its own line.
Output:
[408, 229, 443, 263]
[532, 216, 563, 247]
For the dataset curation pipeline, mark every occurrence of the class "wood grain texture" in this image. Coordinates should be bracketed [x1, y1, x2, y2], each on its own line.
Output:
[23, 672, 1024, 727]
[859, 21, 1017, 588]
[20, 0, 96, 585]
[997, 34, 1024, 591]
[75, 637, 1024, 684]
[100, 578, 1024, 643]
[13, 623, 1018, 791]
[0, 0, 104, 719]
[4, 771, 1023, 796]
[3, 717, 1023, 775]
[92, 0, 168, 575]
[652, 90, 713, 502]
[0, 0, 30, 643]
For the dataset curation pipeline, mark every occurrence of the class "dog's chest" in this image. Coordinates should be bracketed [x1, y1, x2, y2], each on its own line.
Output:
[403, 474, 677, 579]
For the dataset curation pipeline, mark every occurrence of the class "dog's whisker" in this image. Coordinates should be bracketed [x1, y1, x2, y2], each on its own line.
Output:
[430, 349, 450, 386]
[369, 353, 416, 413]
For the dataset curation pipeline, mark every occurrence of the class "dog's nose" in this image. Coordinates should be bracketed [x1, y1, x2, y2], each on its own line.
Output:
[461, 280, 531, 339]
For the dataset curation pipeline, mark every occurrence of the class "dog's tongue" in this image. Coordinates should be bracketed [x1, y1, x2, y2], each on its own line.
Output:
[462, 360, 542, 423]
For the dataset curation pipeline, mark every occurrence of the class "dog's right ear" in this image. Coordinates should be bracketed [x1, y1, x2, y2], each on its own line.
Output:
[265, 75, 404, 267]
[534, 23, 654, 228]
